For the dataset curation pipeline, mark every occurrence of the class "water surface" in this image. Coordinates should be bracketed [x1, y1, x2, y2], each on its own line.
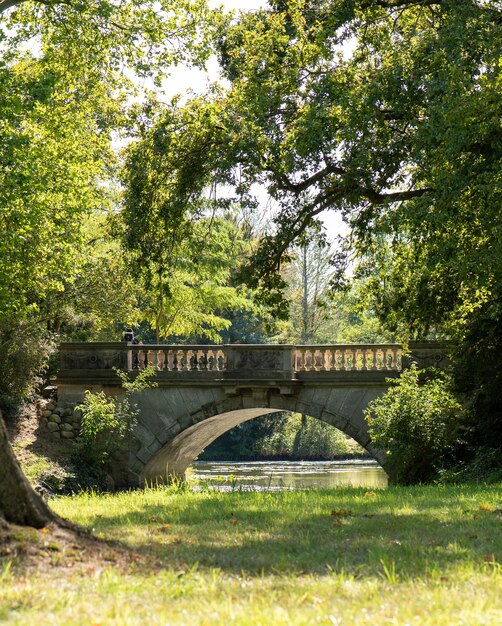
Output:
[191, 459, 387, 491]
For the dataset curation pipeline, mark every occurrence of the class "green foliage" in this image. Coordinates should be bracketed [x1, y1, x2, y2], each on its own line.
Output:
[201, 412, 362, 461]
[119, 184, 259, 340]
[76, 367, 157, 471]
[0, 321, 56, 416]
[0, 0, 219, 415]
[291, 415, 356, 459]
[366, 368, 462, 485]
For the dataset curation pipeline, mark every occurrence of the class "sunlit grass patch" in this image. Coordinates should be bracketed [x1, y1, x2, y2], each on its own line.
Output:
[0, 484, 500, 625]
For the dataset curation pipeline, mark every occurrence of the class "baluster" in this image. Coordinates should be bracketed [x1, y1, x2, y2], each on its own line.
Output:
[369, 347, 377, 370]
[386, 347, 392, 370]
[354, 348, 361, 370]
[361, 348, 368, 371]
[325, 348, 333, 371]
[145, 350, 153, 368]
[154, 349, 162, 370]
[385, 347, 392, 370]
[166, 349, 174, 371]
[351, 347, 357, 370]
[199, 349, 208, 371]
[158, 349, 166, 370]
[137, 349, 145, 370]
[320, 348, 328, 371]
[170, 349, 177, 371]
[189, 349, 198, 371]
[376, 348, 383, 370]
[339, 349, 347, 370]
[332, 349, 339, 371]
[313, 349, 320, 371]
[339, 349, 346, 371]
[300, 348, 308, 371]
[183, 349, 191, 371]
[306, 349, 313, 371]
[395, 347, 402, 371]
[217, 352, 225, 371]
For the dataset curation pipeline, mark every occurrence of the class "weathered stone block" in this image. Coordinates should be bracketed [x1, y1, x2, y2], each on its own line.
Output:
[61, 430, 75, 439]
[48, 414, 61, 424]
[355, 428, 371, 447]
[178, 413, 194, 430]
[47, 422, 59, 432]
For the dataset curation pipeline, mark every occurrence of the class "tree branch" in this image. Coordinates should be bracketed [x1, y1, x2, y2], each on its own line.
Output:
[0, 0, 70, 15]
[0, 0, 24, 14]
[278, 163, 345, 194]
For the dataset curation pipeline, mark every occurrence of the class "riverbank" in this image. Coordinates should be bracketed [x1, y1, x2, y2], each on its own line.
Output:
[1, 484, 500, 624]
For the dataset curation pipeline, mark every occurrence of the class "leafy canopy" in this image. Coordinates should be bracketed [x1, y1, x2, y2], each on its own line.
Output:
[122, 0, 501, 339]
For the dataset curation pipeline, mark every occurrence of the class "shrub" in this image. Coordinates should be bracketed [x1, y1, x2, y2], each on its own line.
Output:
[365, 367, 461, 484]
[76, 367, 157, 471]
[0, 321, 56, 417]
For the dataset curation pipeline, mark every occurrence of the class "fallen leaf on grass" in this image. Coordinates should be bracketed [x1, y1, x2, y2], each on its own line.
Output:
[479, 504, 493, 513]
[483, 554, 497, 563]
[364, 491, 376, 498]
[330, 509, 352, 517]
[229, 515, 239, 526]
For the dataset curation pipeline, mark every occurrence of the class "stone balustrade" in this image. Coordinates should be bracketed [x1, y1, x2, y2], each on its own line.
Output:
[127, 344, 403, 373]
[292, 345, 402, 372]
[57, 342, 446, 384]
[128, 345, 227, 372]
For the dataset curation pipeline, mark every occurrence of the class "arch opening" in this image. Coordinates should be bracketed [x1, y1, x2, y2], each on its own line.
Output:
[140, 404, 386, 483]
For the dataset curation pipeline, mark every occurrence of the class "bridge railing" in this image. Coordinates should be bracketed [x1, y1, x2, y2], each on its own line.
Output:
[127, 344, 403, 373]
[293, 345, 402, 372]
[128, 345, 227, 372]
[57, 342, 446, 382]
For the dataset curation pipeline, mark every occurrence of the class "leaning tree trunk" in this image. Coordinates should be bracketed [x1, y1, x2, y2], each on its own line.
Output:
[0, 414, 55, 528]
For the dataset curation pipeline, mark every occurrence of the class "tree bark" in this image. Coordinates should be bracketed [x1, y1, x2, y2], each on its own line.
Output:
[0, 413, 55, 528]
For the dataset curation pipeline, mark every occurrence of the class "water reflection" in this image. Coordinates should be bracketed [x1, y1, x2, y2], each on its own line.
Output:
[190, 459, 387, 491]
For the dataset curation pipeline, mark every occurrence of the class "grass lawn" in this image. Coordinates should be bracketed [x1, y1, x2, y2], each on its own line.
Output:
[0, 484, 501, 625]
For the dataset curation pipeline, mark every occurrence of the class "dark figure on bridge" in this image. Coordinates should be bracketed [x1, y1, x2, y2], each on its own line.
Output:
[123, 328, 134, 342]
[123, 328, 141, 368]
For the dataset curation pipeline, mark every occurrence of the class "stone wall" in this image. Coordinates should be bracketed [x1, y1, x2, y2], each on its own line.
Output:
[36, 398, 82, 439]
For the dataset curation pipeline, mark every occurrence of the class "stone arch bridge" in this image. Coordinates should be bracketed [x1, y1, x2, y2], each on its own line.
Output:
[56, 342, 446, 485]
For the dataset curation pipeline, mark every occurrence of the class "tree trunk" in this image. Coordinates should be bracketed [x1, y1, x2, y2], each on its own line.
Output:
[0, 414, 55, 528]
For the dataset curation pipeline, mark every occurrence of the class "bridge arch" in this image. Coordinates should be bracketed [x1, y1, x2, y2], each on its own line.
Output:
[133, 385, 388, 483]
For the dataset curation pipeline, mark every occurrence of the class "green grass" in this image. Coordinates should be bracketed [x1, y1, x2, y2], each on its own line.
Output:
[1, 484, 501, 625]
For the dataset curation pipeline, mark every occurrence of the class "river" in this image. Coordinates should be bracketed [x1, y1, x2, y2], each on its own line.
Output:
[190, 459, 387, 491]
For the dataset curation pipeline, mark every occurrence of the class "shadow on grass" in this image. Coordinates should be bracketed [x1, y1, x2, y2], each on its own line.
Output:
[76, 485, 502, 578]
